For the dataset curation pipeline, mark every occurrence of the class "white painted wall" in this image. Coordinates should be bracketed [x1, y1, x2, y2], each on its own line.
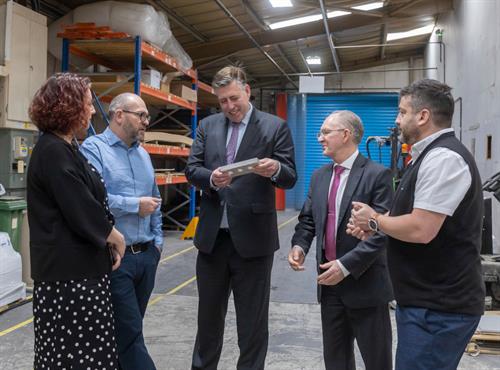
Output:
[426, 0, 500, 251]
[322, 59, 425, 91]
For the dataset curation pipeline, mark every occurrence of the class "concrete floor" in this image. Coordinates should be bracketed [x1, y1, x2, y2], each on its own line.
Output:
[1, 210, 499, 369]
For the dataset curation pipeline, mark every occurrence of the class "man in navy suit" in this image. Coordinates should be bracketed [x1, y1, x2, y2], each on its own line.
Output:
[289, 110, 393, 370]
[186, 65, 296, 370]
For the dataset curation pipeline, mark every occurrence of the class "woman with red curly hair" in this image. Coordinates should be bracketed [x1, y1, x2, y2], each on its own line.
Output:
[27, 73, 125, 369]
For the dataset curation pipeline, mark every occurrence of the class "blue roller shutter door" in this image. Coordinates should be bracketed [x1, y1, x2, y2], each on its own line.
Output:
[292, 93, 398, 208]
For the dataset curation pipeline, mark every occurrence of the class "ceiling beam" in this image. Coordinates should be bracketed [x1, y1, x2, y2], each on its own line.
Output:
[292, 0, 384, 17]
[319, 0, 340, 72]
[187, 14, 378, 60]
[388, 0, 426, 16]
[380, 23, 388, 60]
[236, 0, 299, 74]
[238, 0, 267, 31]
[213, 0, 297, 88]
[274, 45, 299, 73]
[341, 49, 424, 71]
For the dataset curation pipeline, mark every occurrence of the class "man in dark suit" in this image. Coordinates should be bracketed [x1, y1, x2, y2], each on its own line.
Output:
[289, 110, 393, 370]
[185, 65, 296, 370]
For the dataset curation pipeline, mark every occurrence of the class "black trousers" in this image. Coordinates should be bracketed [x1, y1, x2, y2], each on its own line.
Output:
[321, 286, 392, 370]
[192, 229, 274, 370]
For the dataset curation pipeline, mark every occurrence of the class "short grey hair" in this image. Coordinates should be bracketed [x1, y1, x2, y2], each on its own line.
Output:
[212, 65, 247, 90]
[326, 110, 364, 144]
[108, 93, 138, 120]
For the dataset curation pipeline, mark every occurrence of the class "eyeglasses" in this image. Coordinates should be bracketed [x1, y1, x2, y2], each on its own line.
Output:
[317, 128, 348, 138]
[122, 109, 151, 123]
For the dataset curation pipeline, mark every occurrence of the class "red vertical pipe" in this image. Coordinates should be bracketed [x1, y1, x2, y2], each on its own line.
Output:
[275, 93, 287, 210]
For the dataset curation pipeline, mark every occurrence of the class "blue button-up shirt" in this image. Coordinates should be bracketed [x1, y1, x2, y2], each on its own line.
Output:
[80, 128, 163, 249]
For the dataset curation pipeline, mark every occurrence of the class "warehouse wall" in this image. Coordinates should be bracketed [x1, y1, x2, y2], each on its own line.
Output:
[327, 60, 425, 91]
[426, 0, 500, 251]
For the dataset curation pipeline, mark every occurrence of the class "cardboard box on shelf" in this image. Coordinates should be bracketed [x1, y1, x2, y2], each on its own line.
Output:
[170, 82, 197, 102]
[141, 68, 161, 89]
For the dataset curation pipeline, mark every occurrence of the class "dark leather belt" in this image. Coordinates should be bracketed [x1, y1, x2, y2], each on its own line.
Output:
[126, 241, 152, 254]
[219, 228, 230, 234]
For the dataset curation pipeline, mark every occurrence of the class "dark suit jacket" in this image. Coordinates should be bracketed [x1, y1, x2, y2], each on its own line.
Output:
[292, 154, 394, 308]
[186, 108, 297, 258]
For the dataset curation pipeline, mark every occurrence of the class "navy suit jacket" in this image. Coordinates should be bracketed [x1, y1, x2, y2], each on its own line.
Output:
[186, 108, 297, 258]
[292, 154, 394, 307]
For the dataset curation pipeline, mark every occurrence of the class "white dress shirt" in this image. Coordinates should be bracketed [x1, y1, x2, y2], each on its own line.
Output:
[219, 105, 253, 228]
[327, 150, 360, 277]
[411, 128, 471, 216]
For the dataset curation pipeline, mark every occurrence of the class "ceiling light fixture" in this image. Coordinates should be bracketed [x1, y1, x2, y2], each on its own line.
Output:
[352, 2, 384, 11]
[306, 56, 321, 65]
[269, 0, 293, 7]
[269, 10, 350, 30]
[387, 24, 435, 41]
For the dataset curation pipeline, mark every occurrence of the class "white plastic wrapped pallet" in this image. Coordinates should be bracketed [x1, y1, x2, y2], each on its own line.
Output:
[48, 1, 193, 70]
[73, 1, 172, 48]
[0, 232, 26, 307]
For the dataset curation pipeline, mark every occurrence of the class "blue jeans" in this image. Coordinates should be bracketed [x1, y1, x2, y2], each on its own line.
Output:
[110, 243, 160, 370]
[395, 306, 480, 370]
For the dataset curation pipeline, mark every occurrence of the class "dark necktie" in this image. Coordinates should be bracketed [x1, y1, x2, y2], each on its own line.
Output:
[226, 122, 240, 164]
[325, 165, 345, 261]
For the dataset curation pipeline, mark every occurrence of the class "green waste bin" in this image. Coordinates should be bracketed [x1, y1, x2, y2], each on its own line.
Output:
[0, 196, 27, 252]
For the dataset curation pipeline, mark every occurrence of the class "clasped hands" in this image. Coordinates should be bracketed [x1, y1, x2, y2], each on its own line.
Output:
[287, 201, 377, 286]
[211, 158, 279, 188]
[347, 201, 376, 241]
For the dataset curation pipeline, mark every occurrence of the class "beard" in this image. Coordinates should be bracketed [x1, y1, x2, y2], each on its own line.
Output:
[123, 120, 143, 143]
[399, 124, 418, 145]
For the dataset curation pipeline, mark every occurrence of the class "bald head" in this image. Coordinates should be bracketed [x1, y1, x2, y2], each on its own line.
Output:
[324, 110, 364, 145]
[108, 93, 145, 121]
[107, 93, 149, 146]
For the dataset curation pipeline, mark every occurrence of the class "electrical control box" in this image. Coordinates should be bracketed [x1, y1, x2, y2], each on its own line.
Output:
[0, 129, 36, 196]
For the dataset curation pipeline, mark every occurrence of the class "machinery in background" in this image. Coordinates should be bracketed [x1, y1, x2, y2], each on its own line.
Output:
[365, 126, 409, 187]
[482, 171, 500, 308]
[0, 130, 36, 197]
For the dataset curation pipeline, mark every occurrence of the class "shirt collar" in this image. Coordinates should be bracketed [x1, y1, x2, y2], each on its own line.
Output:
[103, 127, 140, 148]
[336, 150, 359, 171]
[240, 103, 253, 126]
[410, 128, 454, 161]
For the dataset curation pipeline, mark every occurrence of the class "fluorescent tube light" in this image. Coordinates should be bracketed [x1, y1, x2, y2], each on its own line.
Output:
[352, 2, 384, 11]
[387, 24, 435, 41]
[270, 0, 293, 7]
[269, 10, 350, 30]
[327, 10, 351, 18]
[306, 56, 321, 65]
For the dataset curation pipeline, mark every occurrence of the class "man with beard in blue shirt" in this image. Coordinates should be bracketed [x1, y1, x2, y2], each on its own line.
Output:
[81, 93, 163, 370]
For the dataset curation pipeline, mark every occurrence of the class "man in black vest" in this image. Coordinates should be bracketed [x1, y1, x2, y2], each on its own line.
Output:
[349, 79, 485, 370]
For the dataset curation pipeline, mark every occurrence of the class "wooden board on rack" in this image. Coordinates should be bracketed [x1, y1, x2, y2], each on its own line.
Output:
[143, 143, 190, 157]
[144, 131, 193, 147]
[155, 173, 188, 185]
[90, 82, 196, 110]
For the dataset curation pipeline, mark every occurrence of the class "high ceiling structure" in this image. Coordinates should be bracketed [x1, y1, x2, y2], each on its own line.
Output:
[24, 0, 453, 87]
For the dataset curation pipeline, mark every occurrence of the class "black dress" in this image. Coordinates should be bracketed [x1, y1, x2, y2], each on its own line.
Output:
[27, 133, 118, 369]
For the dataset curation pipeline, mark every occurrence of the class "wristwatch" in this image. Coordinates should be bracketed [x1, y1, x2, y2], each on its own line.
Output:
[368, 213, 381, 232]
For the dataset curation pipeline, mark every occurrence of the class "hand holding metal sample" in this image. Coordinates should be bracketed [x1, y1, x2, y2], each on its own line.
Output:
[218, 157, 260, 177]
